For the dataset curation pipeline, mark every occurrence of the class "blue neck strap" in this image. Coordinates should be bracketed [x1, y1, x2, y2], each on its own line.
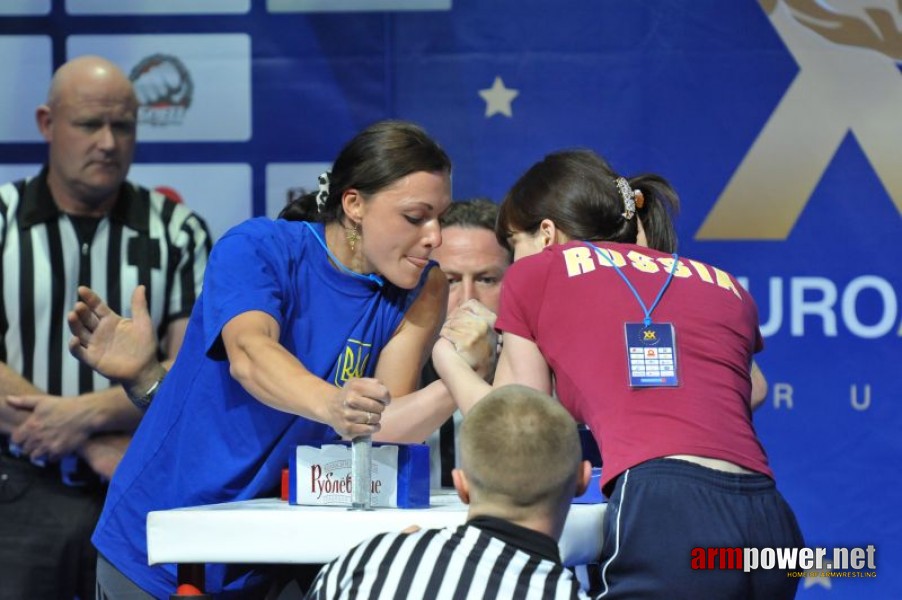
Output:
[304, 222, 384, 287]
[585, 242, 678, 327]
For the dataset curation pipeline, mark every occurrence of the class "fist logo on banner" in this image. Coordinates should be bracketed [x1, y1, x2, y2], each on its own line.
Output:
[697, 0, 902, 240]
[130, 54, 194, 127]
[68, 33, 251, 141]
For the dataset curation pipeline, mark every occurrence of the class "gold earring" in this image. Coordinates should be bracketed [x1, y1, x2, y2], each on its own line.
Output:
[346, 224, 360, 252]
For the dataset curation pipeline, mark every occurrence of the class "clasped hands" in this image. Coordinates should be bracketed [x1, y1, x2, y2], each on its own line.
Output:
[433, 299, 498, 381]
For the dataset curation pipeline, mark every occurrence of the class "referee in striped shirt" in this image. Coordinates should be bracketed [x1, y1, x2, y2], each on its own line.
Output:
[305, 384, 593, 600]
[0, 55, 211, 600]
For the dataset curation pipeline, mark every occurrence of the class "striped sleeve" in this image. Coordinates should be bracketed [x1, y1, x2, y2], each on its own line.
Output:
[149, 189, 212, 325]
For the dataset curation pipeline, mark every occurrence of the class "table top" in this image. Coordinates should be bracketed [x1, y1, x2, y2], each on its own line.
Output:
[147, 491, 606, 567]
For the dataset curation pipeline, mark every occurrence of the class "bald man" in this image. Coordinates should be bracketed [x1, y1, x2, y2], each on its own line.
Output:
[0, 55, 211, 599]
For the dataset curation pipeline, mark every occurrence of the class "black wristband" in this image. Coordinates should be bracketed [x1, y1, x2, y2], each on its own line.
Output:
[127, 377, 164, 409]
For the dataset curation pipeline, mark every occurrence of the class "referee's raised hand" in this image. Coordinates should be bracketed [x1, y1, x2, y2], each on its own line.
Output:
[67, 285, 159, 387]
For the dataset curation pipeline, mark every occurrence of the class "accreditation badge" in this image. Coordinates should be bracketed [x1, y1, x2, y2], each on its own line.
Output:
[624, 323, 679, 387]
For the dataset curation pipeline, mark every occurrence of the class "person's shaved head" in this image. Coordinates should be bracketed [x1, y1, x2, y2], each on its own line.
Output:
[47, 55, 136, 109]
[459, 385, 582, 516]
[37, 56, 138, 214]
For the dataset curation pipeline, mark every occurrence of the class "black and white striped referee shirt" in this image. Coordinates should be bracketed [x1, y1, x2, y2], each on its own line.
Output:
[305, 516, 589, 600]
[0, 168, 211, 396]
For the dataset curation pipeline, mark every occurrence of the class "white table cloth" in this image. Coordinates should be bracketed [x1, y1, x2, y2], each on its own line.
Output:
[147, 491, 606, 568]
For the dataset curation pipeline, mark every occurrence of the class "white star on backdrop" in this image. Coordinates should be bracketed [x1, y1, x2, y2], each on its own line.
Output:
[478, 76, 519, 118]
[803, 564, 832, 590]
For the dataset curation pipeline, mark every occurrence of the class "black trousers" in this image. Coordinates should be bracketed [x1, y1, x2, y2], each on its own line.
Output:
[0, 452, 105, 600]
[595, 458, 804, 600]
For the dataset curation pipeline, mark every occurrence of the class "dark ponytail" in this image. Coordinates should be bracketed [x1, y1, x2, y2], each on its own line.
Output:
[278, 188, 320, 222]
[630, 174, 680, 253]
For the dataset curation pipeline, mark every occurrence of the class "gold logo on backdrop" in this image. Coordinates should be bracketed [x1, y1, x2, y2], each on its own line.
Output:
[334, 339, 372, 386]
[696, 0, 902, 240]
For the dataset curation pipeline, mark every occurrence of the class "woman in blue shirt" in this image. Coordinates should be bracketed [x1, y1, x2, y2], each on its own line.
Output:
[69, 120, 474, 598]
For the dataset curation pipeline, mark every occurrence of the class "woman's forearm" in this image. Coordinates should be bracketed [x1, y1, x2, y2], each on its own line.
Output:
[375, 380, 457, 444]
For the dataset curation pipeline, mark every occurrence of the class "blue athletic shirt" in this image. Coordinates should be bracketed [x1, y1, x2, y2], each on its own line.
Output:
[92, 218, 435, 598]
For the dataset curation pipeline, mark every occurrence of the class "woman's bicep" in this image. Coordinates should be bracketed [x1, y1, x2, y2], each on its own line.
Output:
[217, 309, 337, 425]
[221, 311, 282, 362]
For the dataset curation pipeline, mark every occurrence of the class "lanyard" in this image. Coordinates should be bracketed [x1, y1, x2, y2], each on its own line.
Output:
[585, 243, 678, 327]
[304, 222, 384, 287]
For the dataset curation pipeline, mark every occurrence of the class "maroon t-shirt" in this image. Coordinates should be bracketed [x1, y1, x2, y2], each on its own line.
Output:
[496, 241, 771, 495]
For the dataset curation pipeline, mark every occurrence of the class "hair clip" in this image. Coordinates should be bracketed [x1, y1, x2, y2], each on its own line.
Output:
[615, 177, 636, 220]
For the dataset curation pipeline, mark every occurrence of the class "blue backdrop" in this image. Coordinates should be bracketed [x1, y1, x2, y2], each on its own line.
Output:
[1, 1, 899, 597]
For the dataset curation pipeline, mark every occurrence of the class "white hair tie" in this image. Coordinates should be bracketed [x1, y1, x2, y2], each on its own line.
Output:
[316, 172, 331, 212]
